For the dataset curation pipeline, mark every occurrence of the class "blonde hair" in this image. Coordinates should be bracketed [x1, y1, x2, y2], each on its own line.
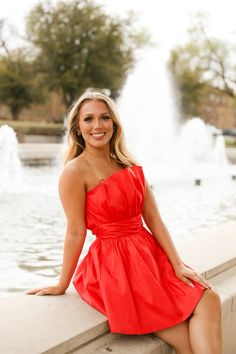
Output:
[64, 91, 138, 167]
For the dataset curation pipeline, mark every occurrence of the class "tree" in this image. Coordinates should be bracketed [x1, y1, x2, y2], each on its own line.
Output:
[0, 49, 44, 120]
[168, 13, 236, 118]
[0, 19, 10, 55]
[26, 0, 148, 108]
[169, 43, 208, 117]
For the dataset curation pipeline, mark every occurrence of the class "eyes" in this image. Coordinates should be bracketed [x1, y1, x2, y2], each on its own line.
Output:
[83, 114, 111, 122]
[84, 116, 92, 121]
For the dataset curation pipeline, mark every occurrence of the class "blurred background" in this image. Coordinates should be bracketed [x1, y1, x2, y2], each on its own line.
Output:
[0, 0, 236, 297]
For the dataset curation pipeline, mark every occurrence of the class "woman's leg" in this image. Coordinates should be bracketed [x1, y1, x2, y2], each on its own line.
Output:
[188, 288, 222, 354]
[153, 288, 222, 354]
[153, 319, 193, 354]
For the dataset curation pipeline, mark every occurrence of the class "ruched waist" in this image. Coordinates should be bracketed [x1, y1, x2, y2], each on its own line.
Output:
[92, 215, 143, 239]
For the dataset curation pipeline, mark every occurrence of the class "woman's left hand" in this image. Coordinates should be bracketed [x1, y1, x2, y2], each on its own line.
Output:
[174, 263, 212, 289]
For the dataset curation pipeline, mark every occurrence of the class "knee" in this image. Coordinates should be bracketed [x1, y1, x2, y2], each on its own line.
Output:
[194, 288, 221, 313]
[207, 288, 221, 303]
[204, 288, 221, 314]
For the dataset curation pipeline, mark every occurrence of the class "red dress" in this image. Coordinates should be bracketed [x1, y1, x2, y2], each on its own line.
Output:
[73, 165, 205, 334]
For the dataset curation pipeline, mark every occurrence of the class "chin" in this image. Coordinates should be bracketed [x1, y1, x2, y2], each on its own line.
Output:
[87, 140, 111, 148]
[88, 136, 113, 146]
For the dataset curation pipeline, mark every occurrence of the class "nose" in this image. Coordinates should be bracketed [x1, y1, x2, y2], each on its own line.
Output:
[93, 118, 102, 129]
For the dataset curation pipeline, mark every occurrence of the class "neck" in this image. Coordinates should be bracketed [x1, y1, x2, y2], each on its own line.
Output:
[83, 145, 112, 162]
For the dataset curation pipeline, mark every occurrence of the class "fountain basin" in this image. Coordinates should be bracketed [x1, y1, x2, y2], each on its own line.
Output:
[18, 143, 62, 166]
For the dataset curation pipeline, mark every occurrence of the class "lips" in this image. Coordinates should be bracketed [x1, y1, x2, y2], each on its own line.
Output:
[90, 132, 105, 138]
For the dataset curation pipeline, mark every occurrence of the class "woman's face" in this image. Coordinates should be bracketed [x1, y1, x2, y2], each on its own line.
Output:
[78, 99, 114, 149]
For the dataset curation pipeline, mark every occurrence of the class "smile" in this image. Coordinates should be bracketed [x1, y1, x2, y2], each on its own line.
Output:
[91, 132, 105, 137]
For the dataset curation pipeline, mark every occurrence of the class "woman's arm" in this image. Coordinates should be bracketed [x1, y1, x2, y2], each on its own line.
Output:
[26, 163, 87, 295]
[142, 179, 211, 289]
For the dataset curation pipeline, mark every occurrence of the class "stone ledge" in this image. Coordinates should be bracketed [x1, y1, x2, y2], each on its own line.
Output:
[211, 265, 236, 312]
[211, 266, 236, 354]
[226, 147, 236, 164]
[0, 221, 235, 354]
[174, 221, 236, 279]
[73, 332, 170, 354]
[0, 290, 109, 354]
[16, 144, 236, 165]
[18, 143, 62, 165]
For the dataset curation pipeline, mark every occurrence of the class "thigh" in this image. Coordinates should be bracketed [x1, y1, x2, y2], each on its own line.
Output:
[153, 319, 192, 352]
[193, 288, 221, 318]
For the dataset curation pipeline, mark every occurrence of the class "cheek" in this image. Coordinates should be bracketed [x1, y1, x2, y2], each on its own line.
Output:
[106, 120, 114, 131]
[79, 122, 90, 134]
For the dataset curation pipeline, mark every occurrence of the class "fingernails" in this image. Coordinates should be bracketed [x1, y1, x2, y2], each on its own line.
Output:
[189, 283, 194, 287]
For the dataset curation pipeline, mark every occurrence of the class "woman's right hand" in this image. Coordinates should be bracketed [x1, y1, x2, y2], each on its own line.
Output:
[25, 284, 66, 296]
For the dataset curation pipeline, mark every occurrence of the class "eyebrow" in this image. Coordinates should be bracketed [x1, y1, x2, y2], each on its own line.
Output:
[83, 112, 111, 117]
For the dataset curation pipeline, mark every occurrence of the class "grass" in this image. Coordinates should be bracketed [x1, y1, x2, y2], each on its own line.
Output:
[0, 119, 64, 128]
[225, 140, 236, 148]
[0, 119, 65, 136]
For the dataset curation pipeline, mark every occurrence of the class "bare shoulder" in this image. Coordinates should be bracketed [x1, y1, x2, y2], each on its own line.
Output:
[59, 155, 88, 194]
[58, 156, 88, 222]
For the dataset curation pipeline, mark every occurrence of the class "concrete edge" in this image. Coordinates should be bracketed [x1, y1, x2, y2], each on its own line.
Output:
[1, 220, 236, 354]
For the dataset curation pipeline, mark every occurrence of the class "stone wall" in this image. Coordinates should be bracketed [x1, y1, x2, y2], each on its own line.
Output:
[1, 221, 236, 354]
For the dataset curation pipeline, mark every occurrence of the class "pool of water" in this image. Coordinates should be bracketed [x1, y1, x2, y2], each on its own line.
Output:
[1, 165, 236, 297]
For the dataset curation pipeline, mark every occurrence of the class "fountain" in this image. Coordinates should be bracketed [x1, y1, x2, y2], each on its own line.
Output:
[174, 117, 232, 183]
[177, 117, 229, 167]
[0, 124, 23, 193]
[117, 47, 232, 184]
[0, 48, 236, 298]
[118, 47, 179, 169]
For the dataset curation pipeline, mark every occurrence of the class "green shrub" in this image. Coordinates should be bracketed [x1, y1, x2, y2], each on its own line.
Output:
[0, 119, 65, 137]
[225, 139, 236, 148]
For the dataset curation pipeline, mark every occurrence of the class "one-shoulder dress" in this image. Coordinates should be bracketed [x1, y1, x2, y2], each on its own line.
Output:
[73, 165, 205, 334]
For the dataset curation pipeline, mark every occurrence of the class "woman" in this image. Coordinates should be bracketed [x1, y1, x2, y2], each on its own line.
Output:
[26, 91, 222, 354]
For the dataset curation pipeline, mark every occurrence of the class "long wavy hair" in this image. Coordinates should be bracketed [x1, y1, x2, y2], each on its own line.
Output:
[64, 91, 138, 167]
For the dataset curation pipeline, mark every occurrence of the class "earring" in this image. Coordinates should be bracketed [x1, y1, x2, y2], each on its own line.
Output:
[77, 130, 81, 136]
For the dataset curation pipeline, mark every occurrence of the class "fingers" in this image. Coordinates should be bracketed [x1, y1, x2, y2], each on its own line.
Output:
[25, 288, 44, 295]
[181, 276, 195, 288]
[25, 287, 53, 296]
[192, 272, 212, 289]
[177, 267, 212, 289]
[25, 285, 65, 296]
[36, 290, 48, 296]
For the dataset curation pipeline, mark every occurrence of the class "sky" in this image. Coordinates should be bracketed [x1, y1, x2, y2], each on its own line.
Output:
[1, 0, 236, 52]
